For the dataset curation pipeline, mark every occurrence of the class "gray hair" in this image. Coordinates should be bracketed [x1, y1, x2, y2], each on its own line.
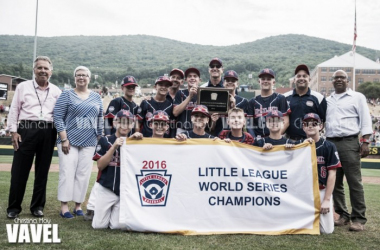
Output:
[332, 70, 348, 78]
[73, 66, 91, 79]
[33, 56, 53, 70]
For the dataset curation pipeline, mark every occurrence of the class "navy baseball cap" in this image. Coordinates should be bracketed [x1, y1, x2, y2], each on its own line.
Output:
[122, 75, 138, 87]
[303, 113, 321, 123]
[185, 67, 200, 78]
[266, 110, 283, 119]
[192, 105, 211, 118]
[170, 68, 184, 79]
[258, 68, 275, 78]
[115, 110, 135, 120]
[209, 58, 223, 67]
[295, 64, 310, 76]
[152, 110, 170, 123]
[224, 70, 238, 80]
[155, 76, 173, 86]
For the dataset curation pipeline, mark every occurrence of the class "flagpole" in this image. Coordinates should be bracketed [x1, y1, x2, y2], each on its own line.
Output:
[352, 0, 357, 91]
[33, 0, 39, 76]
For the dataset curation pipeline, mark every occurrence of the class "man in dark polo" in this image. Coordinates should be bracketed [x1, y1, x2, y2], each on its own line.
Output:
[6, 56, 61, 219]
[201, 58, 224, 88]
[284, 64, 327, 140]
[325, 69, 372, 232]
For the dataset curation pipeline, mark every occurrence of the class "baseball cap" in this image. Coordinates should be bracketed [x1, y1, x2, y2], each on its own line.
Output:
[224, 70, 238, 80]
[169, 68, 184, 79]
[155, 76, 173, 86]
[258, 68, 275, 78]
[303, 113, 321, 123]
[191, 105, 211, 118]
[266, 110, 283, 119]
[115, 110, 135, 120]
[209, 58, 223, 67]
[151, 110, 170, 123]
[122, 75, 138, 87]
[185, 67, 201, 78]
[295, 64, 310, 76]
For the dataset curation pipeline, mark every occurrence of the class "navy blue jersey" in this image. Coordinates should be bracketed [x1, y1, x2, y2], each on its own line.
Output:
[214, 95, 249, 136]
[253, 136, 301, 147]
[247, 93, 290, 137]
[284, 88, 327, 139]
[137, 98, 174, 138]
[173, 89, 197, 130]
[182, 131, 215, 139]
[218, 130, 255, 144]
[93, 134, 121, 196]
[104, 97, 139, 136]
[314, 138, 341, 188]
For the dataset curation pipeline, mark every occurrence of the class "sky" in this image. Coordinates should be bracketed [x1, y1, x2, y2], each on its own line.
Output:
[0, 0, 379, 50]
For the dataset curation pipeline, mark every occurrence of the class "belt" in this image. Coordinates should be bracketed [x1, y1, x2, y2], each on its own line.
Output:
[319, 185, 326, 190]
[326, 134, 358, 141]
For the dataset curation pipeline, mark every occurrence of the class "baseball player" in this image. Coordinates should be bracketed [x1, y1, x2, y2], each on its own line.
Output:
[303, 113, 341, 234]
[173, 68, 201, 134]
[176, 105, 215, 140]
[104, 75, 140, 136]
[218, 107, 254, 144]
[212, 70, 248, 136]
[150, 110, 170, 138]
[92, 110, 143, 229]
[253, 111, 303, 149]
[247, 68, 290, 138]
[138, 76, 174, 138]
[167, 68, 185, 102]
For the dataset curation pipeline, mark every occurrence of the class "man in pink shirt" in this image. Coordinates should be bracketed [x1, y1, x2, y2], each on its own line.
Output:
[7, 56, 61, 219]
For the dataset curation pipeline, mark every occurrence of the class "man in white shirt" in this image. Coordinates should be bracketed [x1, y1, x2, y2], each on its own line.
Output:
[325, 70, 372, 232]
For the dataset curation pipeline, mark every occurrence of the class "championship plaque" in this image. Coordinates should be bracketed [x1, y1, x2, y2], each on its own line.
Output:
[197, 87, 230, 114]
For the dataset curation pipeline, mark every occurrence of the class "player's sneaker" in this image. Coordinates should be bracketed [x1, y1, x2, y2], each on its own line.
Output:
[83, 209, 94, 221]
[334, 216, 350, 226]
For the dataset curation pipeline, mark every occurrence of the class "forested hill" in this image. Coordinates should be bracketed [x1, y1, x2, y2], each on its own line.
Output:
[0, 34, 378, 87]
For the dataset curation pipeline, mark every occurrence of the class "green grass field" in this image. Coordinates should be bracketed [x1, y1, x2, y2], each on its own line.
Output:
[1, 163, 380, 249]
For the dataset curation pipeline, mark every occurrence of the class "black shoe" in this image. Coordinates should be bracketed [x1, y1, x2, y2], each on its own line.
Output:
[32, 210, 44, 217]
[7, 211, 19, 219]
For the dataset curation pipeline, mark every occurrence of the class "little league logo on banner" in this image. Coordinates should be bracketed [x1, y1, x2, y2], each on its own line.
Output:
[136, 170, 172, 206]
[119, 139, 320, 235]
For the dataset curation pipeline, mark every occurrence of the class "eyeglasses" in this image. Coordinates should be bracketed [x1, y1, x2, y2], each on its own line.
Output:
[333, 76, 347, 80]
[210, 64, 222, 69]
[302, 121, 320, 127]
[75, 74, 88, 78]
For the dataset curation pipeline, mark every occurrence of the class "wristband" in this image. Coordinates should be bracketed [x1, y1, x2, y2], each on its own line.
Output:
[360, 138, 370, 144]
[61, 138, 68, 143]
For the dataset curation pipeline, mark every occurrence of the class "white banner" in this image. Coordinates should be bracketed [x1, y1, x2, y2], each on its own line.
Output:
[119, 139, 320, 235]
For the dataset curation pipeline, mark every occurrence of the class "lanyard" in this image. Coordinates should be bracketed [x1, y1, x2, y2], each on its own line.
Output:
[33, 81, 49, 117]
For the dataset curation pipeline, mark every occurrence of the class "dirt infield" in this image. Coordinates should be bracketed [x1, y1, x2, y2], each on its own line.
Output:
[0, 163, 379, 185]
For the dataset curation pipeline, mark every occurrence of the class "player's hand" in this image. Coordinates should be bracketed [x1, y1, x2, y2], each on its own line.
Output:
[11, 132, 22, 151]
[284, 143, 295, 149]
[62, 140, 71, 155]
[229, 94, 236, 109]
[224, 138, 232, 143]
[320, 200, 330, 214]
[175, 134, 187, 142]
[360, 143, 370, 158]
[129, 132, 143, 140]
[212, 137, 221, 141]
[263, 143, 273, 150]
[304, 138, 314, 144]
[211, 113, 219, 123]
[189, 86, 198, 98]
[113, 138, 124, 149]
